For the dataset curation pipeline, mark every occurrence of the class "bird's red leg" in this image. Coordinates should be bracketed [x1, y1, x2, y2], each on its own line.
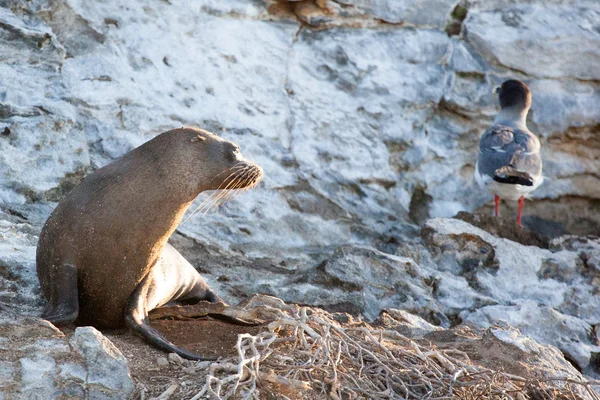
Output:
[516, 196, 525, 227]
[494, 195, 500, 217]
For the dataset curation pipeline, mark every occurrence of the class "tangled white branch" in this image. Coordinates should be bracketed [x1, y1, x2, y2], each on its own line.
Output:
[190, 307, 600, 400]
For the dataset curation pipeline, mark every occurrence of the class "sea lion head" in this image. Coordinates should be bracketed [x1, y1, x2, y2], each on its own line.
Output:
[170, 127, 263, 194]
[160, 127, 263, 195]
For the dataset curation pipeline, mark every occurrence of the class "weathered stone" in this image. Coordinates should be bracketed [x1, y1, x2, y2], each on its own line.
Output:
[0, 214, 43, 315]
[316, 245, 443, 321]
[378, 308, 443, 337]
[70, 327, 135, 398]
[425, 324, 591, 398]
[422, 217, 600, 372]
[464, 5, 600, 80]
[0, 0, 599, 249]
[463, 301, 600, 371]
[334, 0, 460, 28]
[0, 317, 133, 400]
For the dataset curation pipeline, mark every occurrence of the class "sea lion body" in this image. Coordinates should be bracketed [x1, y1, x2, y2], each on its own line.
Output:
[36, 127, 262, 358]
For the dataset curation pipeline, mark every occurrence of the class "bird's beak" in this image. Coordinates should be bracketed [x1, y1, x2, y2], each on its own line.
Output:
[493, 86, 501, 94]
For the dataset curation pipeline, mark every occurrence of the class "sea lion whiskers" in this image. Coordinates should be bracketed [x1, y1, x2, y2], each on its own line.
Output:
[219, 168, 262, 208]
[202, 165, 261, 214]
[214, 163, 247, 178]
[181, 164, 250, 224]
[200, 168, 253, 215]
[181, 161, 261, 223]
[212, 171, 255, 210]
[183, 169, 250, 222]
[220, 175, 257, 208]
[201, 166, 251, 209]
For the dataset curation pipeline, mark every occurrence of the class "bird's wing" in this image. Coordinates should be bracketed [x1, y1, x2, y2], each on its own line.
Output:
[477, 125, 542, 184]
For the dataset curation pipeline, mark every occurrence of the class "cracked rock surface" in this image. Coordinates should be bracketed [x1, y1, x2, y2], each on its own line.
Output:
[0, 316, 134, 399]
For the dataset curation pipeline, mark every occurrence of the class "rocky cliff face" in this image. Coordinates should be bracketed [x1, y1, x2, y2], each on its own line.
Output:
[0, 0, 599, 397]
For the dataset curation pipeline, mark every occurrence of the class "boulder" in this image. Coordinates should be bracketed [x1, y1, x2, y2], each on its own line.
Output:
[0, 316, 134, 400]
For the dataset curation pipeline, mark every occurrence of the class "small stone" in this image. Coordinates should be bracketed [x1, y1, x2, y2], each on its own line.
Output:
[195, 361, 212, 369]
[156, 357, 169, 367]
[167, 353, 185, 366]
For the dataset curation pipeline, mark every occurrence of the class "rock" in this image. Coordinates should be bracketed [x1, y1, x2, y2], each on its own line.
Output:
[167, 352, 186, 366]
[0, 317, 134, 399]
[453, 211, 549, 247]
[287, 26, 449, 237]
[0, 5, 88, 205]
[0, 0, 599, 258]
[332, 0, 460, 28]
[422, 217, 600, 372]
[70, 327, 135, 398]
[424, 324, 591, 398]
[464, 5, 600, 80]
[195, 361, 212, 370]
[0, 212, 43, 315]
[311, 245, 445, 323]
[156, 357, 169, 367]
[463, 301, 600, 371]
[377, 308, 443, 338]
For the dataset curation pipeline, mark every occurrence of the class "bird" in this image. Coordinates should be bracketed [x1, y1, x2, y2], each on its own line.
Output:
[475, 79, 543, 227]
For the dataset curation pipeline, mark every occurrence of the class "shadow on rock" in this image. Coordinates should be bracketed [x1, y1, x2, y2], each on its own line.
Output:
[454, 211, 550, 248]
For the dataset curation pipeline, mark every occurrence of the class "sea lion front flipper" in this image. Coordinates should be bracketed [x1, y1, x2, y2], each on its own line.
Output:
[42, 263, 79, 326]
[124, 270, 215, 361]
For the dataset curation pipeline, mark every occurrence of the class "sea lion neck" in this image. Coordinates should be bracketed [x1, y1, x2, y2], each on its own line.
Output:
[73, 145, 201, 254]
[116, 147, 200, 237]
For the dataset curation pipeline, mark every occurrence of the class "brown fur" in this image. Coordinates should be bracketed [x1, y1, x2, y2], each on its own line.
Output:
[36, 127, 262, 359]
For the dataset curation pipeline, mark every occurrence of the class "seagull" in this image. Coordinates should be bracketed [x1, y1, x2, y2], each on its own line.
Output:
[475, 79, 543, 227]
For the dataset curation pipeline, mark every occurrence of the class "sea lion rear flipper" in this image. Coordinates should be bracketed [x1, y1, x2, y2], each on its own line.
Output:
[42, 263, 79, 325]
[124, 273, 215, 361]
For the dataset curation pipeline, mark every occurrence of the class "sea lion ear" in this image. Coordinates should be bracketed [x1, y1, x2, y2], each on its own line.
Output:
[191, 134, 206, 143]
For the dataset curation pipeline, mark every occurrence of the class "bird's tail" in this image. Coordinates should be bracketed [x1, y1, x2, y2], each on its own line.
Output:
[493, 165, 534, 186]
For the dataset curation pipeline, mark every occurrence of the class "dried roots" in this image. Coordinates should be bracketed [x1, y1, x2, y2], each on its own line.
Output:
[189, 307, 600, 400]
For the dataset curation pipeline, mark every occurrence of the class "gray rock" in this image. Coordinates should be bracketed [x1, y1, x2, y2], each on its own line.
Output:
[156, 357, 169, 367]
[70, 327, 135, 399]
[465, 5, 600, 80]
[334, 0, 460, 28]
[422, 217, 600, 372]
[0, 0, 599, 252]
[287, 27, 449, 236]
[167, 352, 186, 366]
[424, 324, 592, 398]
[463, 301, 600, 371]
[0, 215, 43, 315]
[0, 317, 133, 399]
[379, 308, 443, 337]
[316, 246, 443, 322]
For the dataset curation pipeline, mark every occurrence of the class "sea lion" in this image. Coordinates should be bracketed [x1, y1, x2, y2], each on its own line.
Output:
[36, 127, 263, 360]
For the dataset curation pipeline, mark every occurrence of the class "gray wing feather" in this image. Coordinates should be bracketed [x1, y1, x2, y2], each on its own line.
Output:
[478, 125, 542, 179]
